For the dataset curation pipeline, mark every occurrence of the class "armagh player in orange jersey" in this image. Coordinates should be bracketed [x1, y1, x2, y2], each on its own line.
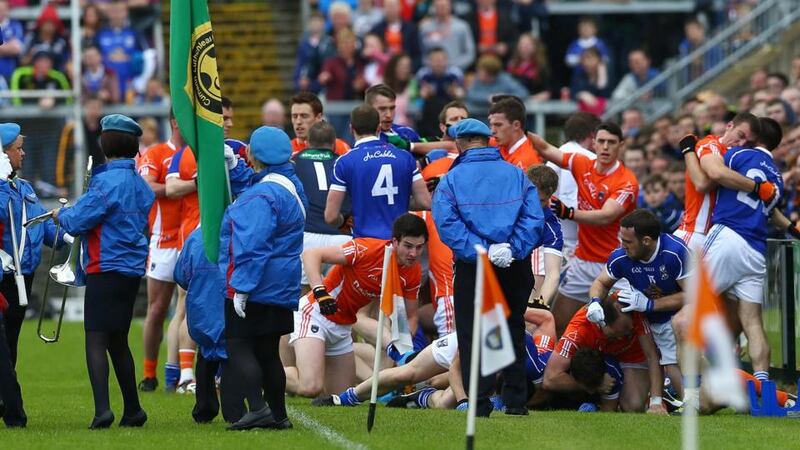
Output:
[675, 112, 764, 252]
[488, 97, 542, 169]
[284, 214, 426, 398]
[530, 123, 638, 337]
[136, 115, 184, 391]
[290, 91, 351, 158]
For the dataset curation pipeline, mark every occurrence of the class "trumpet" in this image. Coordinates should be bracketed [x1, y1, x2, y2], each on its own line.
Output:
[33, 157, 92, 343]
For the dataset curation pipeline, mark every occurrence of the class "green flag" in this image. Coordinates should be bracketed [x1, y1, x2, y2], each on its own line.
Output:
[169, 0, 228, 262]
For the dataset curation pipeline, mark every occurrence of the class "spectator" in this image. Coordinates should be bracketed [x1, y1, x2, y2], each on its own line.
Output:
[96, 0, 149, 100]
[792, 55, 800, 87]
[138, 116, 160, 153]
[464, 53, 527, 111]
[766, 98, 795, 128]
[611, 49, 661, 103]
[319, 28, 366, 101]
[294, 11, 335, 93]
[703, 93, 733, 123]
[621, 108, 644, 140]
[361, 33, 390, 86]
[749, 68, 768, 91]
[10, 51, 70, 107]
[370, 0, 422, 69]
[565, 16, 610, 69]
[675, 114, 697, 137]
[383, 53, 416, 126]
[623, 147, 647, 182]
[570, 47, 611, 116]
[649, 155, 670, 177]
[135, 77, 167, 105]
[679, 18, 723, 82]
[81, 45, 120, 104]
[466, 0, 518, 63]
[781, 87, 800, 118]
[416, 47, 464, 135]
[665, 161, 686, 204]
[352, 0, 382, 37]
[83, 96, 105, 165]
[81, 4, 105, 50]
[766, 72, 790, 98]
[419, 0, 476, 71]
[639, 174, 683, 233]
[328, 1, 354, 38]
[0, 0, 24, 83]
[261, 98, 287, 129]
[21, 5, 69, 71]
[317, 0, 358, 18]
[506, 33, 551, 101]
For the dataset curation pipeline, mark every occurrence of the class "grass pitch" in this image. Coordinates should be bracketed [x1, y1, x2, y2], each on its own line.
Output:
[6, 321, 799, 449]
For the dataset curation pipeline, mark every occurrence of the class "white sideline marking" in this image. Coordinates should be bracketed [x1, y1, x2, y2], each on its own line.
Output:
[287, 405, 369, 450]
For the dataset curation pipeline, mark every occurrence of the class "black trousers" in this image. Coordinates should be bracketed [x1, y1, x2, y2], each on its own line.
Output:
[0, 312, 26, 427]
[454, 258, 533, 417]
[0, 274, 34, 367]
[192, 354, 245, 424]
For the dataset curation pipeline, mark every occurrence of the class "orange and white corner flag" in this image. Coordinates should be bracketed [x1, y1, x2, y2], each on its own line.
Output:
[380, 246, 413, 354]
[686, 257, 747, 410]
[477, 250, 515, 376]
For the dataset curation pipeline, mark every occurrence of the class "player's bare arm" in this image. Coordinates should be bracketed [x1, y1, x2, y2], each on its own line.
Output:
[301, 245, 348, 289]
[324, 189, 347, 227]
[573, 199, 626, 226]
[408, 179, 432, 211]
[527, 131, 565, 167]
[165, 176, 196, 199]
[142, 173, 166, 197]
[542, 352, 583, 393]
[639, 332, 667, 415]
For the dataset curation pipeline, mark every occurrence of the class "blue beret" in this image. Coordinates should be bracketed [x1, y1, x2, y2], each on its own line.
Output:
[249, 126, 291, 165]
[100, 114, 142, 136]
[447, 118, 492, 139]
[0, 123, 21, 147]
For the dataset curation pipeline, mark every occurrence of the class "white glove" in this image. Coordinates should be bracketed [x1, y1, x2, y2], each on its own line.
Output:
[586, 299, 605, 326]
[223, 143, 237, 170]
[0, 152, 12, 181]
[488, 243, 512, 268]
[63, 233, 75, 245]
[233, 292, 248, 318]
[0, 249, 13, 272]
[618, 288, 654, 313]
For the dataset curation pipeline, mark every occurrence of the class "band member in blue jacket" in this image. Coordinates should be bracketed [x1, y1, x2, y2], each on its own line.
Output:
[174, 227, 244, 424]
[52, 114, 154, 429]
[219, 126, 306, 431]
[0, 122, 68, 366]
[432, 119, 544, 418]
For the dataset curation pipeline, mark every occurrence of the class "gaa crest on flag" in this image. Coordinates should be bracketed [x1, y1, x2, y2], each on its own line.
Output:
[484, 326, 503, 350]
[185, 21, 222, 126]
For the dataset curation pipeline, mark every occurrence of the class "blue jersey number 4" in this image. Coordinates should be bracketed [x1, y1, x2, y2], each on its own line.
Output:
[371, 164, 398, 205]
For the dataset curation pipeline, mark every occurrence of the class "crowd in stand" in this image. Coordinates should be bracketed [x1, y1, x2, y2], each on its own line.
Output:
[0, 0, 162, 108]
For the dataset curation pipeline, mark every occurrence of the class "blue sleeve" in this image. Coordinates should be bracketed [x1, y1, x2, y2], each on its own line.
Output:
[331, 156, 349, 189]
[432, 176, 486, 261]
[228, 195, 276, 294]
[508, 178, 544, 260]
[173, 240, 192, 290]
[606, 250, 625, 280]
[229, 159, 254, 198]
[0, 183, 12, 223]
[57, 182, 109, 236]
[168, 149, 183, 174]
[543, 215, 563, 253]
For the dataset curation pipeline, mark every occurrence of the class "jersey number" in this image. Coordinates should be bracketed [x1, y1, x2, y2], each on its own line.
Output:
[313, 162, 328, 191]
[371, 164, 398, 205]
[736, 168, 767, 213]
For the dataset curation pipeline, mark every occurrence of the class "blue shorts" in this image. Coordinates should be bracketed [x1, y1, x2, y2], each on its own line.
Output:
[524, 332, 551, 385]
[604, 356, 623, 400]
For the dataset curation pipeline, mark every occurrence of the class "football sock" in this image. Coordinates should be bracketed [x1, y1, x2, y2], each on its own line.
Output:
[179, 349, 196, 383]
[165, 362, 180, 388]
[143, 358, 157, 379]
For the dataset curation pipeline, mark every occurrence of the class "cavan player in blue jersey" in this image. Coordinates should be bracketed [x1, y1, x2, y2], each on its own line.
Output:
[702, 117, 784, 383]
[324, 104, 430, 240]
[589, 209, 691, 404]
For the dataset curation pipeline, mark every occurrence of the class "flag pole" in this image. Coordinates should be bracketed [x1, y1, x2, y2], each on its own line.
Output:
[368, 245, 393, 433]
[682, 344, 699, 450]
[466, 245, 486, 450]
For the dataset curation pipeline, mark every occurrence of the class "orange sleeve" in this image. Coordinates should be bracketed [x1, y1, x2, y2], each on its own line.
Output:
[341, 239, 359, 266]
[555, 319, 586, 358]
[633, 313, 650, 336]
[335, 139, 351, 156]
[180, 150, 198, 179]
[563, 152, 587, 174]
[696, 136, 723, 159]
[608, 175, 637, 209]
[138, 146, 159, 176]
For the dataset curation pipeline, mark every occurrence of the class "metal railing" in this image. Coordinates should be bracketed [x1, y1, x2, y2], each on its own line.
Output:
[763, 239, 799, 380]
[603, 0, 800, 122]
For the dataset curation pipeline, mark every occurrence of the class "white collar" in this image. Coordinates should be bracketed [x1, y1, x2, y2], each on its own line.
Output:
[506, 135, 527, 155]
[640, 237, 661, 264]
[595, 160, 620, 175]
[755, 146, 772, 157]
[354, 136, 380, 147]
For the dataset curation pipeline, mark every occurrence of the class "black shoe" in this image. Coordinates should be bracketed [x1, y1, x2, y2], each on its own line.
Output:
[386, 390, 423, 409]
[226, 406, 274, 431]
[119, 409, 147, 427]
[138, 377, 158, 392]
[265, 418, 293, 430]
[89, 410, 115, 429]
[5, 421, 26, 428]
[505, 407, 529, 416]
[311, 395, 337, 407]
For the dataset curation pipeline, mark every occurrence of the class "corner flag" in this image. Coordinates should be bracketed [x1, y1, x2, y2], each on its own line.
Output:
[380, 247, 413, 354]
[169, 0, 228, 262]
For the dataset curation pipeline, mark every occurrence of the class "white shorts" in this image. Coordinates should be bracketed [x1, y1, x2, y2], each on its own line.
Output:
[673, 229, 706, 255]
[301, 232, 352, 285]
[703, 224, 765, 304]
[430, 333, 458, 369]
[532, 246, 563, 277]
[146, 247, 178, 283]
[289, 295, 354, 356]
[432, 296, 455, 337]
[649, 320, 678, 365]
[558, 257, 629, 303]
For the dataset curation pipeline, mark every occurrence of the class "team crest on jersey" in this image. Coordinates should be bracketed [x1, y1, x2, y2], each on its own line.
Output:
[659, 265, 669, 280]
[185, 21, 222, 126]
